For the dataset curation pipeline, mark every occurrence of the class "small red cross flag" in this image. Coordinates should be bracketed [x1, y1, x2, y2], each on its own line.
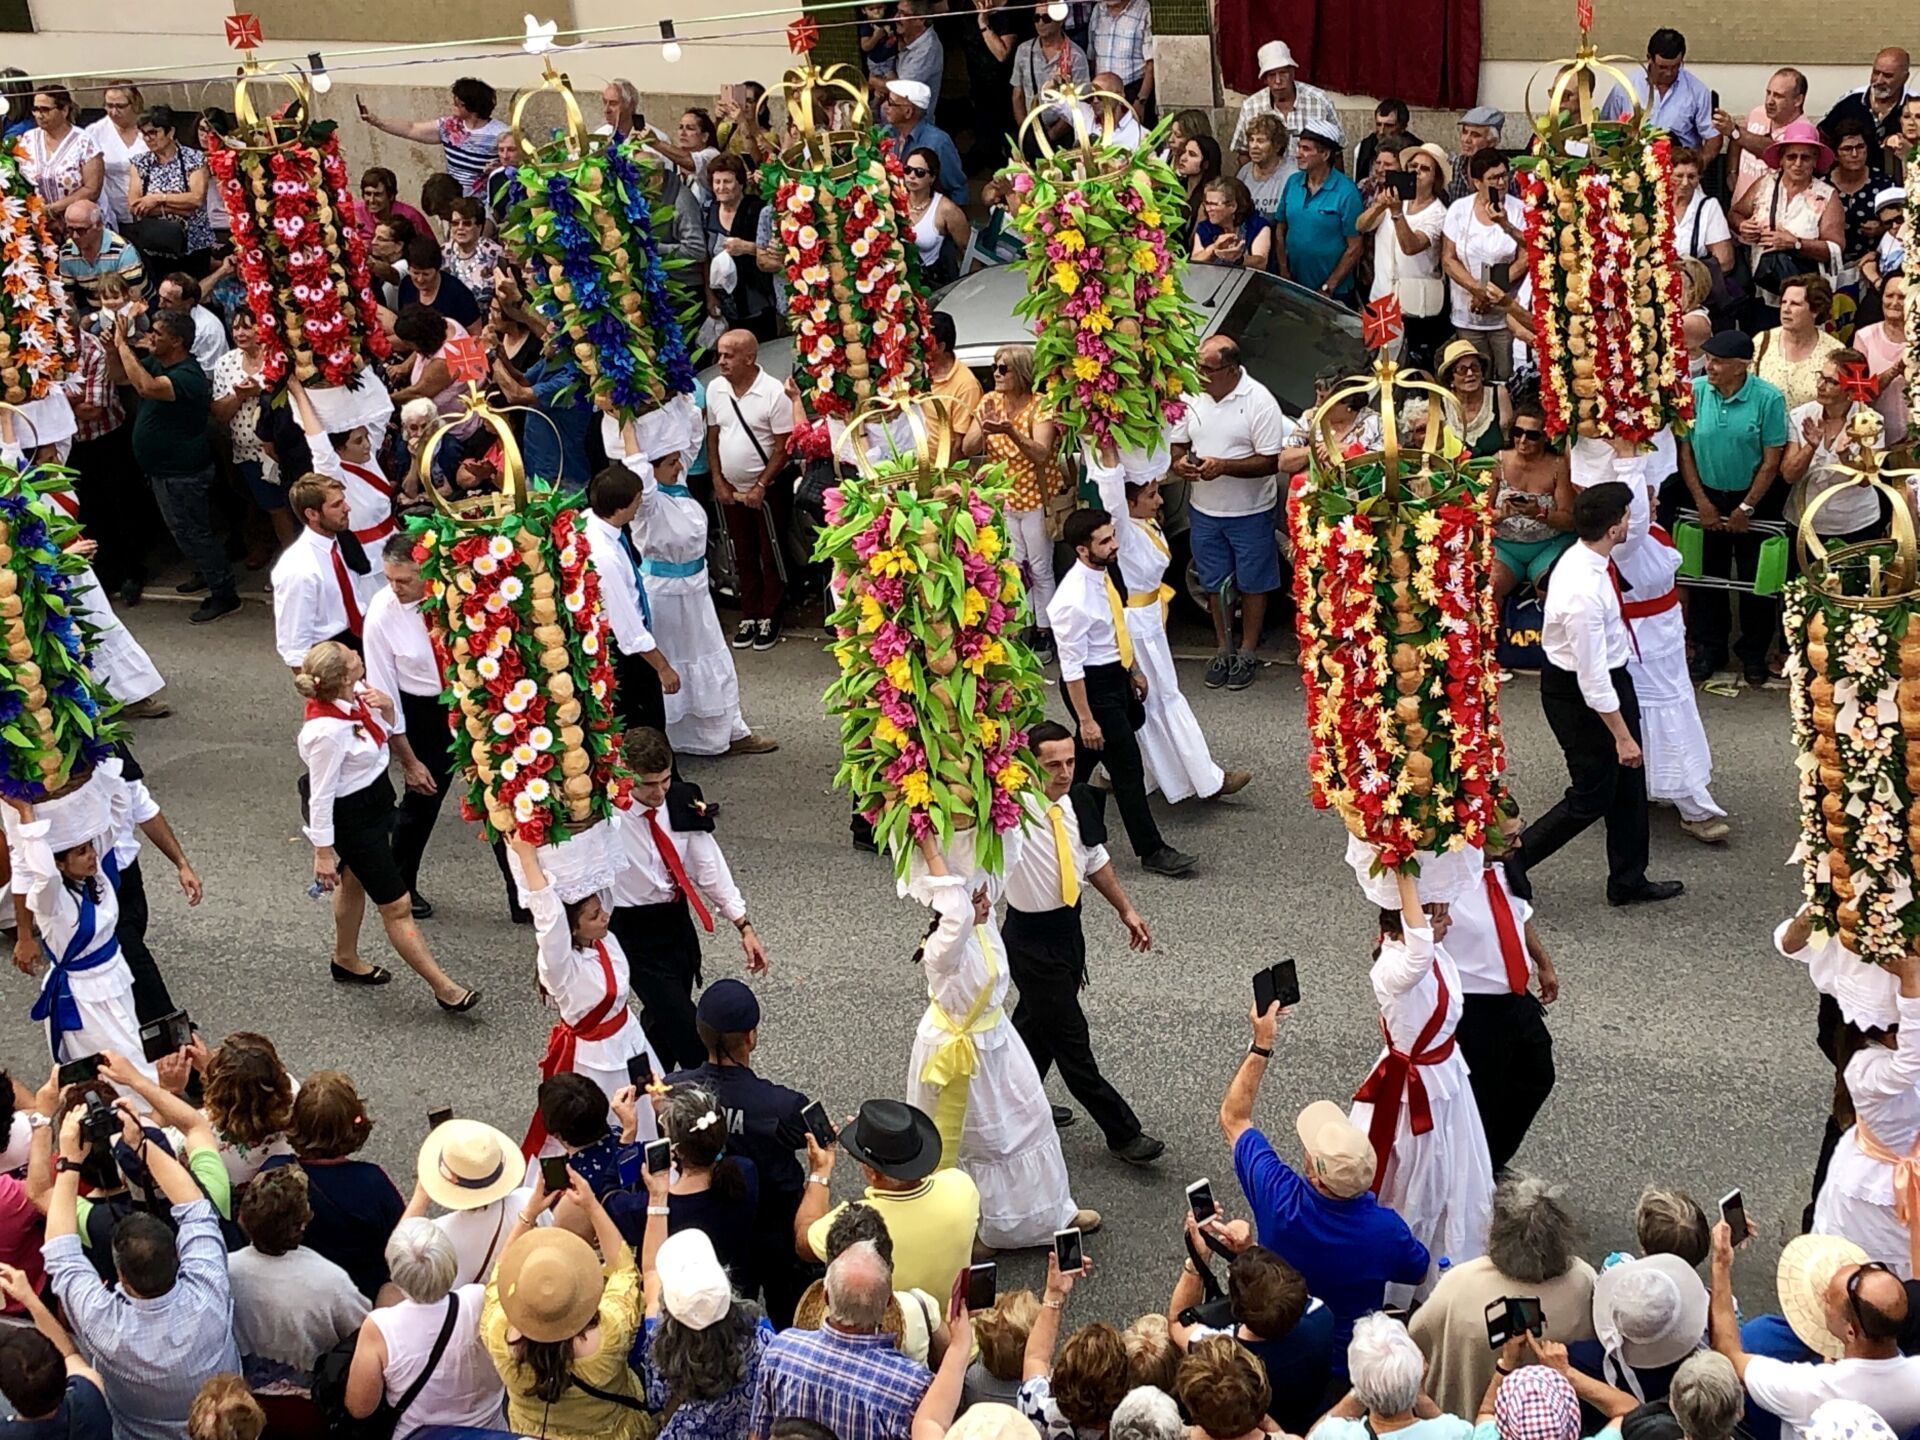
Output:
[1362, 295, 1404, 351]
[444, 336, 489, 384]
[224, 13, 263, 49]
[1839, 363, 1880, 408]
[786, 16, 819, 53]
[1575, 0, 1593, 31]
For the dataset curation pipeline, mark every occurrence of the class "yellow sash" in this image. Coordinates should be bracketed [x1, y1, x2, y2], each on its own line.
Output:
[919, 924, 1005, 1168]
[1125, 524, 1174, 623]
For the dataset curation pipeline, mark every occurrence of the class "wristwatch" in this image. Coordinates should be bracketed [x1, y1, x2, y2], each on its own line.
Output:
[55, 1157, 82, 1175]
[1248, 1042, 1274, 1059]
[27, 1113, 50, 1132]
[1735, 501, 1755, 517]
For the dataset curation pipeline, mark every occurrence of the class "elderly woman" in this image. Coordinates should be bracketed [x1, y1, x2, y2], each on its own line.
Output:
[1755, 273, 1846, 411]
[1410, 1175, 1598, 1417]
[347, 1219, 506, 1440]
[228, 1166, 369, 1389]
[1111, 1387, 1186, 1440]
[442, 198, 504, 306]
[961, 346, 1065, 662]
[1828, 119, 1892, 271]
[1176, 1337, 1272, 1440]
[1782, 347, 1886, 549]
[704, 153, 779, 340]
[1666, 1352, 1744, 1440]
[1022, 1252, 1134, 1438]
[483, 1172, 648, 1440]
[85, 82, 146, 227]
[20, 85, 103, 222]
[201, 1031, 295, 1188]
[126, 106, 215, 275]
[1671, 147, 1735, 278]
[1438, 338, 1513, 460]
[637, 1223, 771, 1440]
[1311, 1313, 1465, 1440]
[259, 1072, 407, 1300]
[360, 79, 510, 198]
[1853, 273, 1908, 439]
[1475, 1348, 1634, 1440]
[1193, 177, 1273, 270]
[1730, 120, 1842, 327]
[1235, 112, 1292, 218]
[1569, 1251, 1707, 1405]
[210, 320, 293, 553]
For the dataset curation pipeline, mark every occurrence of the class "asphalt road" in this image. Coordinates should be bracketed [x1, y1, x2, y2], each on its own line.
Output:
[0, 590, 1828, 1329]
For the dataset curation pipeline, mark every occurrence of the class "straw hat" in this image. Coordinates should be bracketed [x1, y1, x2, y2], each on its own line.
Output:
[417, 1119, 525, 1211]
[1776, 1233, 1866, 1360]
[496, 1228, 607, 1343]
[1437, 338, 1482, 383]
[791, 1277, 910, 1345]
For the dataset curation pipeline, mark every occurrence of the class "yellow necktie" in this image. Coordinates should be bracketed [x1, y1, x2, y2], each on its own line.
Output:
[1104, 573, 1135, 670]
[1048, 803, 1080, 907]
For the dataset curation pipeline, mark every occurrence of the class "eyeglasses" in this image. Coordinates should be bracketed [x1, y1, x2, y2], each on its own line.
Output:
[30, 105, 56, 115]
[904, 166, 932, 178]
[1198, 360, 1234, 374]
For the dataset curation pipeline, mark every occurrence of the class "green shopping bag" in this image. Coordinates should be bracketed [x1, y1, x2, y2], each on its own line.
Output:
[1753, 534, 1788, 597]
[1674, 521, 1704, 578]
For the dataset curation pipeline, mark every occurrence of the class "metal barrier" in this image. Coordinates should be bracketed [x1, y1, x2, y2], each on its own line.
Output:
[1671, 508, 1791, 597]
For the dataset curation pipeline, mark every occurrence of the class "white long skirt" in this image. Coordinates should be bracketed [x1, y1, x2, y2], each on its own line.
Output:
[1629, 631, 1723, 818]
[43, 954, 156, 1084]
[74, 566, 163, 705]
[907, 1020, 1077, 1249]
[1126, 605, 1224, 804]
[1813, 1130, 1914, 1278]
[651, 580, 749, 756]
[1350, 1055, 1493, 1291]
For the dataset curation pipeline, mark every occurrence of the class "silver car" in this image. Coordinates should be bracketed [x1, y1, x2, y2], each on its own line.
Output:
[695, 262, 1367, 604]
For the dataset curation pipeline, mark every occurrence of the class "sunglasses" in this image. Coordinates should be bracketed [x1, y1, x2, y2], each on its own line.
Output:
[992, 362, 1011, 373]
[1513, 426, 1545, 440]
[904, 165, 932, 178]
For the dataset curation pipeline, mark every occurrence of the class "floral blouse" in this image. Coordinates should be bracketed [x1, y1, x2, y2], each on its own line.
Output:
[444, 238, 505, 305]
[20, 125, 99, 205]
[131, 145, 216, 253]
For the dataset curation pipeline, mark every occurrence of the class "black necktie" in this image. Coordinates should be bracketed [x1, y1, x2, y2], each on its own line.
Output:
[338, 530, 370, 576]
[1107, 556, 1131, 606]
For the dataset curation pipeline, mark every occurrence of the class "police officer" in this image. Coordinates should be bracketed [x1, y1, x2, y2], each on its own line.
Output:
[664, 978, 816, 1324]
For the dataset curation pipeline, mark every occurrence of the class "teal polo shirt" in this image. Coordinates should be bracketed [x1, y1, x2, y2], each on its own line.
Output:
[1688, 373, 1788, 493]
[1278, 167, 1364, 297]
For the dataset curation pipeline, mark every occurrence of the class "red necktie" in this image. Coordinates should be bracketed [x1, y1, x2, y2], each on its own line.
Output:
[1483, 868, 1529, 995]
[330, 544, 365, 636]
[1606, 560, 1640, 662]
[646, 807, 713, 932]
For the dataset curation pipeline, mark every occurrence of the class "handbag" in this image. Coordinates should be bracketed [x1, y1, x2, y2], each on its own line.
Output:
[1173, 1227, 1236, 1331]
[122, 216, 190, 261]
[1691, 200, 1742, 319]
[311, 1292, 460, 1440]
[1752, 178, 1809, 300]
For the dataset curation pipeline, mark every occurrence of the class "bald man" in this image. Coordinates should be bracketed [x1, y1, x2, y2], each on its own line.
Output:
[706, 330, 794, 653]
[55, 199, 147, 312]
[1821, 46, 1914, 146]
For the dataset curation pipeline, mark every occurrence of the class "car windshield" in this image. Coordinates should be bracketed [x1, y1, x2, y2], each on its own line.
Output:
[1180, 266, 1366, 414]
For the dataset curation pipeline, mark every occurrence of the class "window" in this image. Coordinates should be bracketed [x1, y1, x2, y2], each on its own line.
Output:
[0, 0, 33, 31]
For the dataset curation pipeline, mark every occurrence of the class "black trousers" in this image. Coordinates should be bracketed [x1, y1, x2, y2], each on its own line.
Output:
[1454, 991, 1555, 1173]
[1005, 905, 1142, 1147]
[615, 648, 667, 736]
[114, 860, 177, 1025]
[609, 898, 705, 1071]
[1520, 664, 1649, 892]
[1071, 663, 1164, 858]
[68, 425, 152, 592]
[1657, 474, 1785, 672]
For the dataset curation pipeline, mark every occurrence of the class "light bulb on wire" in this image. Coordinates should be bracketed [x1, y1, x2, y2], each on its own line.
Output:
[659, 19, 682, 62]
[307, 52, 333, 94]
[1047, 2, 1068, 20]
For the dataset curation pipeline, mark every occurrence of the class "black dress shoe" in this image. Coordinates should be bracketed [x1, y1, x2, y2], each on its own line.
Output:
[437, 988, 483, 1013]
[1051, 1105, 1076, 1129]
[116, 580, 142, 607]
[410, 895, 434, 920]
[1141, 846, 1198, 877]
[330, 962, 392, 985]
[1109, 1132, 1166, 1166]
[1607, 878, 1685, 907]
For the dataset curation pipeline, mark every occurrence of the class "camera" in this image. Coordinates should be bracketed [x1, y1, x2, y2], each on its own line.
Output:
[80, 1093, 118, 1145]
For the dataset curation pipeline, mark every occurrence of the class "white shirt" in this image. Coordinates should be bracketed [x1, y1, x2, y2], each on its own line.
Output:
[608, 801, 747, 921]
[1541, 541, 1634, 714]
[706, 366, 793, 488]
[1003, 792, 1109, 914]
[1784, 401, 1885, 536]
[1167, 370, 1291, 517]
[271, 526, 383, 668]
[297, 696, 392, 847]
[582, 511, 656, 656]
[186, 305, 229, 373]
[1675, 188, 1732, 258]
[1061, 100, 1145, 150]
[526, 883, 651, 1076]
[1442, 194, 1528, 331]
[1047, 559, 1125, 682]
[84, 118, 147, 226]
[367, 1288, 505, 1440]
[1441, 862, 1534, 996]
[433, 1188, 543, 1288]
[1368, 196, 1447, 301]
[227, 1245, 369, 1372]
[361, 589, 441, 726]
[1742, 1354, 1920, 1440]
[307, 431, 399, 544]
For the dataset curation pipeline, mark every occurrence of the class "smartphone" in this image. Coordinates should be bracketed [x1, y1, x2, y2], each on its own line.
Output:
[1485, 1296, 1545, 1348]
[965, 1261, 998, 1310]
[1269, 959, 1301, 1008]
[540, 1155, 571, 1192]
[57, 1054, 102, 1088]
[801, 1100, 837, 1148]
[427, 1106, 454, 1133]
[356, 94, 369, 117]
[1388, 170, 1417, 200]
[645, 1137, 672, 1175]
[1186, 1178, 1217, 1224]
[1054, 1226, 1084, 1273]
[138, 1009, 193, 1063]
[626, 1052, 654, 1089]
[1253, 966, 1277, 1014]
[1720, 1189, 1748, 1247]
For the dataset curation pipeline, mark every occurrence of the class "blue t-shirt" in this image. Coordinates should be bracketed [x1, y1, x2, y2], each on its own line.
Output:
[1192, 1300, 1336, 1432]
[1195, 216, 1274, 270]
[9, 1374, 115, 1440]
[1232, 1128, 1429, 1368]
[1277, 167, 1364, 296]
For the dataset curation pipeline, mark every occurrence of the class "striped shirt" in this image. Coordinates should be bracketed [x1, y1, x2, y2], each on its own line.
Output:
[1087, 0, 1154, 85]
[65, 329, 123, 443]
[438, 115, 510, 196]
[58, 230, 146, 311]
[748, 1324, 931, 1440]
[46, 1200, 243, 1440]
[1231, 81, 1342, 153]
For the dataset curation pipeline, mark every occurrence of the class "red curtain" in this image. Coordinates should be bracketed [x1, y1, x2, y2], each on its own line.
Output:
[1215, 0, 1481, 110]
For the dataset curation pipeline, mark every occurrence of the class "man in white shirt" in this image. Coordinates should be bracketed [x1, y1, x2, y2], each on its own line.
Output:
[155, 272, 228, 374]
[608, 726, 768, 1070]
[1508, 482, 1680, 909]
[584, 465, 679, 737]
[269, 475, 386, 670]
[289, 378, 397, 552]
[1169, 336, 1298, 693]
[1047, 508, 1196, 878]
[705, 331, 795, 653]
[1709, 1223, 1920, 1440]
[1004, 721, 1161, 1165]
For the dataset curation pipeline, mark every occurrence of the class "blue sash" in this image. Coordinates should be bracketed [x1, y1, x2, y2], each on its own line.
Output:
[31, 849, 123, 1061]
[656, 483, 694, 500]
[642, 556, 706, 579]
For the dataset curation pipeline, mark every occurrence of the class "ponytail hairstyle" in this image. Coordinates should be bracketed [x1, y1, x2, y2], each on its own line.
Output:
[661, 1084, 749, 1204]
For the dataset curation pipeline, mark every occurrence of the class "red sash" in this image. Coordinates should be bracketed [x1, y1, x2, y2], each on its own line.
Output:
[341, 462, 397, 546]
[520, 941, 629, 1156]
[647, 808, 714, 932]
[1352, 959, 1456, 1193]
[1620, 526, 1681, 619]
[1484, 868, 1530, 995]
[303, 696, 386, 747]
[46, 489, 81, 520]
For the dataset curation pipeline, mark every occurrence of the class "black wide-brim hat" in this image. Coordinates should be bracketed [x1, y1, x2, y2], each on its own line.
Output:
[838, 1099, 941, 1182]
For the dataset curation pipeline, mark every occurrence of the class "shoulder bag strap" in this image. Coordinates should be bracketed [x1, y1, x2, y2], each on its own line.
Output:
[474, 1206, 509, 1283]
[728, 396, 772, 467]
[1690, 196, 1704, 256]
[569, 1371, 651, 1412]
[391, 1293, 462, 1420]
